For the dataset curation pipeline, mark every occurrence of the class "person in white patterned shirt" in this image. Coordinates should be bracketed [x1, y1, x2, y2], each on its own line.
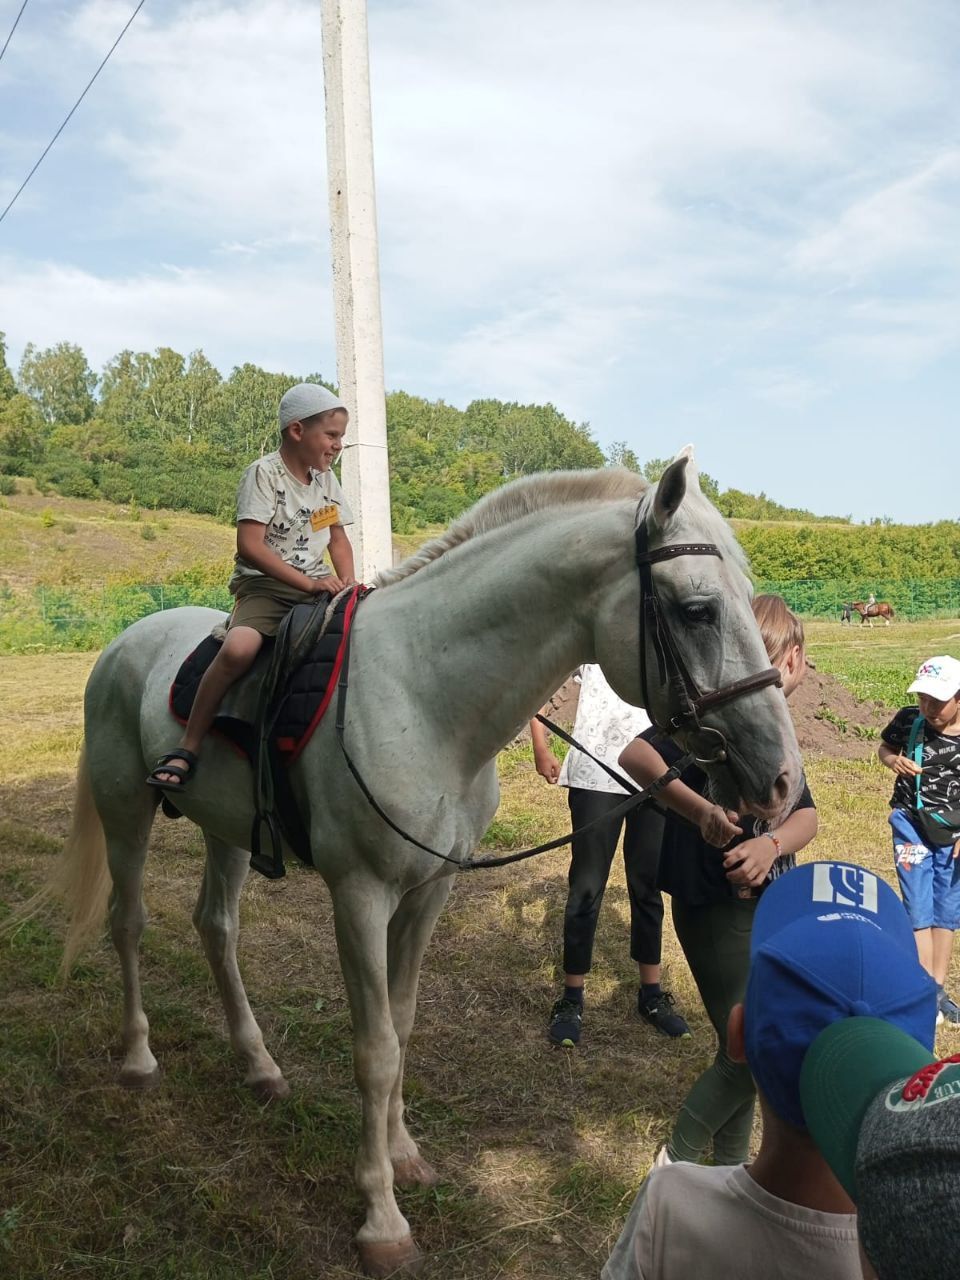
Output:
[530, 664, 690, 1046]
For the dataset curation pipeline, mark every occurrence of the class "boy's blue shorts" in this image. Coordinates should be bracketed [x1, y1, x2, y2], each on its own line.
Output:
[889, 809, 960, 931]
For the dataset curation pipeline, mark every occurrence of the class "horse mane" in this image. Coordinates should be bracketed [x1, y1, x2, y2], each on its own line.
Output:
[377, 468, 649, 587]
[377, 463, 749, 587]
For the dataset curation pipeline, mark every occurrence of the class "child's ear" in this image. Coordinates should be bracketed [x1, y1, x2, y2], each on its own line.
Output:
[726, 1003, 747, 1063]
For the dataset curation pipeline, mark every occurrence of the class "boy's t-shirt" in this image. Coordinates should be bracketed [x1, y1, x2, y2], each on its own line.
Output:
[601, 1163, 860, 1280]
[881, 706, 960, 815]
[642, 727, 814, 907]
[229, 452, 354, 592]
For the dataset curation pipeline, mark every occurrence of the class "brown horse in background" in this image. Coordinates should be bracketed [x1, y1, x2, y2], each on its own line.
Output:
[852, 600, 895, 627]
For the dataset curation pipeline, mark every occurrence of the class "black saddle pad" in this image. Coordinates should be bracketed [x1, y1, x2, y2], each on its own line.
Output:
[169, 589, 362, 762]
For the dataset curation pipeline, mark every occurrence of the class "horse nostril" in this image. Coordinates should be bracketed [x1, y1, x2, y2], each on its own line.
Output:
[773, 771, 791, 804]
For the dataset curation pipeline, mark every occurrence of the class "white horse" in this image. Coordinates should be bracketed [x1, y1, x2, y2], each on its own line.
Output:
[31, 454, 801, 1276]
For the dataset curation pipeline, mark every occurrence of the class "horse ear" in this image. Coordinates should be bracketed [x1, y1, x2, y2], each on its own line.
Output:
[652, 454, 689, 528]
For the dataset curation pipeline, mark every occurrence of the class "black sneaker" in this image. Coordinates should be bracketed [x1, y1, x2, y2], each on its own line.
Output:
[548, 997, 583, 1046]
[940, 991, 960, 1025]
[638, 990, 691, 1039]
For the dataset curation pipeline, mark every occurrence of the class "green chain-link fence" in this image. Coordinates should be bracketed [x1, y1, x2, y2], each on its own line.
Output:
[756, 579, 960, 619]
[3, 576, 959, 653]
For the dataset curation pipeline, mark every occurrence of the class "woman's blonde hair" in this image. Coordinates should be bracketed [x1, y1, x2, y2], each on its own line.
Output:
[752, 594, 804, 665]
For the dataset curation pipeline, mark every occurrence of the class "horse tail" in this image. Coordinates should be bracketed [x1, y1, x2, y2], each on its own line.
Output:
[58, 746, 112, 975]
[2, 746, 112, 978]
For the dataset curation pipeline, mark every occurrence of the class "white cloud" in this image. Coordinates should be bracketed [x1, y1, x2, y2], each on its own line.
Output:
[2, 0, 959, 519]
[790, 151, 960, 281]
[0, 254, 337, 378]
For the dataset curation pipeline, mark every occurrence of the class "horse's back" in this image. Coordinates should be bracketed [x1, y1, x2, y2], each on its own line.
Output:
[89, 607, 226, 687]
[86, 607, 227, 750]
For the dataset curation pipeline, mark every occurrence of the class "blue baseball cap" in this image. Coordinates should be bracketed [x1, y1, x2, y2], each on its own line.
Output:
[744, 862, 938, 1127]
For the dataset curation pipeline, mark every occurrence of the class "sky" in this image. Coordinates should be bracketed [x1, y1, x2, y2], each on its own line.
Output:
[1, 0, 959, 523]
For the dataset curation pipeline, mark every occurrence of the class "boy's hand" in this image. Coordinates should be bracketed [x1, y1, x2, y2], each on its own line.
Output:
[534, 750, 562, 784]
[889, 754, 922, 778]
[725, 834, 778, 887]
[310, 574, 345, 595]
[699, 804, 741, 848]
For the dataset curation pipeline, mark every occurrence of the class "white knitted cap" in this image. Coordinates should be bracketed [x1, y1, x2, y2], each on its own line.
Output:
[278, 383, 347, 431]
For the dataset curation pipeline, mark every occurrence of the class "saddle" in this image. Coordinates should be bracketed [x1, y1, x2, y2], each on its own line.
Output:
[168, 584, 370, 878]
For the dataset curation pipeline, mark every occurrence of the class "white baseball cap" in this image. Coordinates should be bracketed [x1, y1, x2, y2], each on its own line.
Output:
[908, 655, 960, 701]
[278, 383, 347, 432]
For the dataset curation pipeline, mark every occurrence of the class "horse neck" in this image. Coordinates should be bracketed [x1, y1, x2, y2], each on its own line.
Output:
[372, 506, 633, 770]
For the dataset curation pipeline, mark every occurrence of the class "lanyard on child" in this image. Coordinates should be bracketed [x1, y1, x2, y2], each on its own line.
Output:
[908, 713, 927, 813]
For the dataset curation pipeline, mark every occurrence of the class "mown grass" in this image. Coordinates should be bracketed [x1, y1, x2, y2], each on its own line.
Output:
[805, 617, 960, 706]
[1, 625, 959, 1279]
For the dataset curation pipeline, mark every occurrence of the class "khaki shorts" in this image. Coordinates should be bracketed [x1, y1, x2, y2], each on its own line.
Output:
[228, 576, 314, 637]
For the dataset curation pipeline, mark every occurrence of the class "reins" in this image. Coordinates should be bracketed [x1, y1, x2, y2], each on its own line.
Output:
[333, 623, 695, 868]
[330, 513, 783, 873]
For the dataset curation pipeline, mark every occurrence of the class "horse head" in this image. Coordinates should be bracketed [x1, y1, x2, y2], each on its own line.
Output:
[593, 448, 803, 824]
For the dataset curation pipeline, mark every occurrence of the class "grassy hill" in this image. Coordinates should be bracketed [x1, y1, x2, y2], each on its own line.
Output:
[2, 479, 957, 652]
[0, 482, 435, 652]
[0, 481, 236, 589]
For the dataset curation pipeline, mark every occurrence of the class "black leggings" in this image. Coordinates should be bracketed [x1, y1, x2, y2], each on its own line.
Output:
[667, 895, 758, 1163]
[562, 788, 666, 974]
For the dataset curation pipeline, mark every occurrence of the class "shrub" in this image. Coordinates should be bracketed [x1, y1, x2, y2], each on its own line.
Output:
[0, 475, 15, 496]
[39, 508, 55, 528]
[140, 524, 157, 541]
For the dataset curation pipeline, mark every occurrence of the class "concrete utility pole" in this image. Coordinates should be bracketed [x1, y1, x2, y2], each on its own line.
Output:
[321, 0, 393, 580]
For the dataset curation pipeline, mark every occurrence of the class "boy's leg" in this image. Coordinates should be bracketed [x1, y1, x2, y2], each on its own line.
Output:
[932, 929, 955, 986]
[151, 626, 264, 784]
[890, 810, 936, 973]
[914, 927, 934, 975]
[623, 806, 688, 1038]
[931, 844, 960, 1020]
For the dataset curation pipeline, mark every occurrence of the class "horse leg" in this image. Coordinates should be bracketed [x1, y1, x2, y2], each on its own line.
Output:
[385, 876, 453, 1187]
[331, 877, 421, 1277]
[194, 834, 289, 1101]
[102, 803, 161, 1088]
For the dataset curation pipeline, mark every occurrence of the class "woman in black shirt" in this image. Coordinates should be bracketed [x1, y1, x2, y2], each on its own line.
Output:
[619, 596, 816, 1166]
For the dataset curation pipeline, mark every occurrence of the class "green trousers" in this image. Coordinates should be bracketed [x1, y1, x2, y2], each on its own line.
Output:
[667, 895, 758, 1165]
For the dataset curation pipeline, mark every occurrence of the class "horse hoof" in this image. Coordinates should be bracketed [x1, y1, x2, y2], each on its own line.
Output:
[356, 1236, 422, 1277]
[393, 1155, 440, 1187]
[119, 1066, 160, 1090]
[250, 1075, 291, 1103]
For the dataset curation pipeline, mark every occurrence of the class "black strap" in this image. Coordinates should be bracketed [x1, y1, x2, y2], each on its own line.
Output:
[334, 630, 690, 870]
[533, 713, 644, 795]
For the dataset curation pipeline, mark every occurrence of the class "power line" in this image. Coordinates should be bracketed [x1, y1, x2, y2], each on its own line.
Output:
[0, 0, 29, 67]
[0, 0, 147, 227]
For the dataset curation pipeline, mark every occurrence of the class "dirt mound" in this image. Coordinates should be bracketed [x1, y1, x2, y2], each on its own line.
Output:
[789, 667, 890, 760]
[526, 669, 891, 762]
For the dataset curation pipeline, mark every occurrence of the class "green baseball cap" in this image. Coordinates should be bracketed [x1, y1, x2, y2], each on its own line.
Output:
[799, 1015, 934, 1198]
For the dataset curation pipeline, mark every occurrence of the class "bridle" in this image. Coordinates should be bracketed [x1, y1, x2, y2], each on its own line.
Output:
[633, 517, 782, 765]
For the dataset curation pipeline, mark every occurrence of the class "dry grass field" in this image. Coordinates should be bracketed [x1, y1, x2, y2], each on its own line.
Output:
[1, 620, 959, 1278]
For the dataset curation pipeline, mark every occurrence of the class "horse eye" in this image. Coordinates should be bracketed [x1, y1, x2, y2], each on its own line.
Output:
[682, 602, 713, 624]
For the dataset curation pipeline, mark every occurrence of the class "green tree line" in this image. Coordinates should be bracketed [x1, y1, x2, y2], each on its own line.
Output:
[0, 333, 855, 532]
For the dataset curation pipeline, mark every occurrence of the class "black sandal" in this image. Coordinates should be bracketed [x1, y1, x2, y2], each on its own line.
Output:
[146, 749, 199, 790]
